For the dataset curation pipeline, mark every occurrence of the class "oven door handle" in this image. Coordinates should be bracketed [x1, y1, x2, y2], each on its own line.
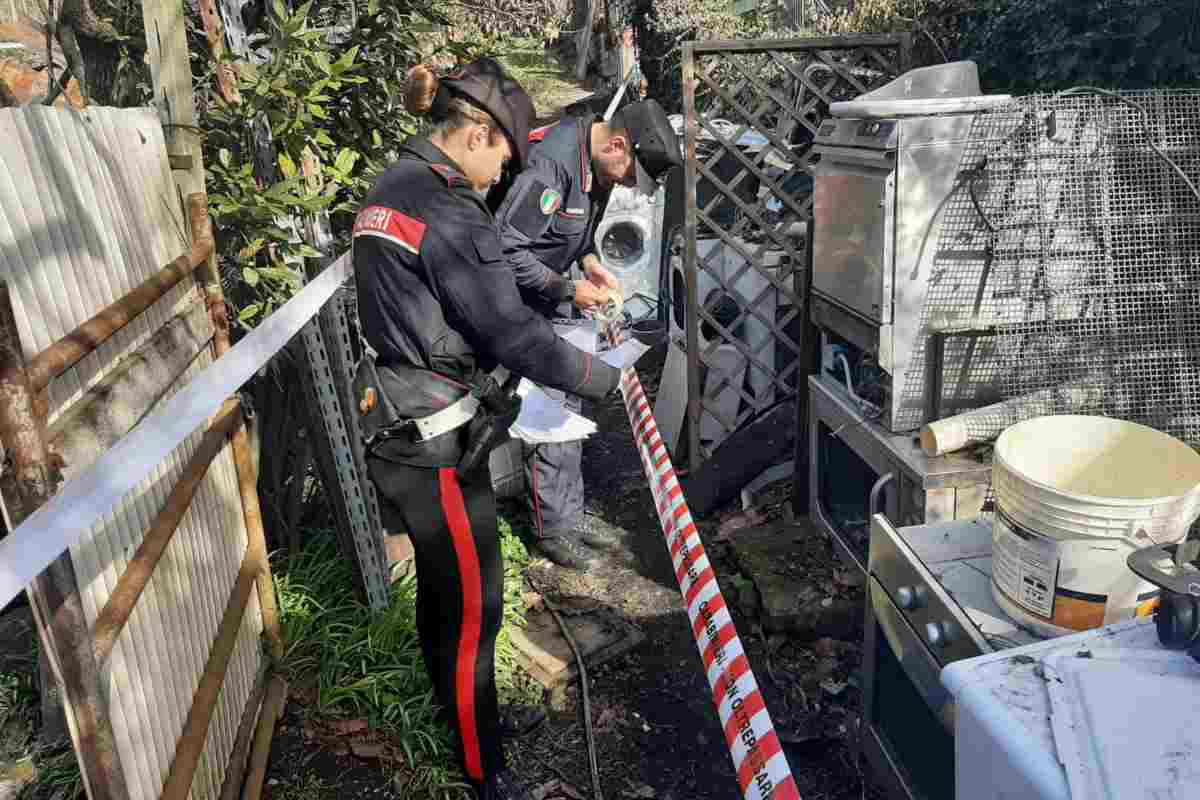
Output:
[870, 472, 895, 518]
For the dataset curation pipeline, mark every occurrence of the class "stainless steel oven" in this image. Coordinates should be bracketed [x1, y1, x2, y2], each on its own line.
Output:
[858, 515, 1044, 800]
[807, 62, 1013, 433]
[809, 374, 991, 575]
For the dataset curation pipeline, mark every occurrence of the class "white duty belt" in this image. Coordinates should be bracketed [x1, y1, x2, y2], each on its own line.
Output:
[410, 366, 510, 442]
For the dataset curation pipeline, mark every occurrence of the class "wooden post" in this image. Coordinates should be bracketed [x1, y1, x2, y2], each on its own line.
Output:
[0, 284, 128, 800]
[141, 2, 286, 797]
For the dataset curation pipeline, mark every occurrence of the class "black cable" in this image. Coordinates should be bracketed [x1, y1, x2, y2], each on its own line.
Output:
[1057, 86, 1200, 206]
[967, 166, 997, 233]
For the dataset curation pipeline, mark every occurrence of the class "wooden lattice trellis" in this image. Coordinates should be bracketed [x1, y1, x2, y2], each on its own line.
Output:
[680, 35, 911, 469]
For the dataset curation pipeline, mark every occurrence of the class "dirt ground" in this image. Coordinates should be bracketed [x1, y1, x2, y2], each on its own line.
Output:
[503, 346, 877, 800]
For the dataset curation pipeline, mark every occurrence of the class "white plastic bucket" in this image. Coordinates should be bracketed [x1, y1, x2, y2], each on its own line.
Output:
[990, 415, 1200, 637]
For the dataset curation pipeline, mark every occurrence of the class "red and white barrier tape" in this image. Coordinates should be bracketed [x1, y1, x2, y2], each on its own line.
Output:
[619, 369, 802, 800]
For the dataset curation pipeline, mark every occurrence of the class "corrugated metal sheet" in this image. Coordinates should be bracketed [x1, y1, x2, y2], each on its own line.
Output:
[0, 106, 264, 800]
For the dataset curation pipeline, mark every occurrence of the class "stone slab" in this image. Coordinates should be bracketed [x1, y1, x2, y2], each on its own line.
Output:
[729, 519, 861, 638]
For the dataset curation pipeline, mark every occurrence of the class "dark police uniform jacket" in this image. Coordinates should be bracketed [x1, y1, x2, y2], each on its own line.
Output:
[495, 115, 609, 318]
[352, 137, 618, 413]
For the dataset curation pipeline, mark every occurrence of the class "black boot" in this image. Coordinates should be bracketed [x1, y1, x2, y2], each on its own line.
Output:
[573, 513, 623, 551]
[532, 536, 596, 571]
[476, 769, 534, 800]
[498, 704, 547, 738]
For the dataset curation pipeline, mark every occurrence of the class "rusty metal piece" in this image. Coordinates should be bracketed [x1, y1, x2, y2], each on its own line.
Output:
[0, 284, 54, 511]
[193, 201, 286, 664]
[218, 673, 267, 800]
[0, 283, 128, 800]
[238, 675, 288, 800]
[159, 546, 260, 800]
[25, 197, 216, 393]
[231, 415, 284, 663]
[91, 398, 243, 666]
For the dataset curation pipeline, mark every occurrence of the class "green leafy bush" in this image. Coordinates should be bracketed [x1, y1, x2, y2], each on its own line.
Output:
[965, 0, 1200, 92]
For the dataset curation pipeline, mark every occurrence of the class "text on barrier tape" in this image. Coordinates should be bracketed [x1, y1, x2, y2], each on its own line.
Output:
[619, 369, 802, 800]
[0, 254, 354, 611]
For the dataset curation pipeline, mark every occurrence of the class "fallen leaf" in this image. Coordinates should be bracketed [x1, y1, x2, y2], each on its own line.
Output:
[533, 779, 584, 800]
[813, 637, 839, 658]
[593, 706, 621, 732]
[716, 507, 767, 541]
[349, 737, 390, 759]
[329, 718, 370, 736]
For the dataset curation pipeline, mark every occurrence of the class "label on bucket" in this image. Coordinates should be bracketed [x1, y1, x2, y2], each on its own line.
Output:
[993, 513, 1059, 619]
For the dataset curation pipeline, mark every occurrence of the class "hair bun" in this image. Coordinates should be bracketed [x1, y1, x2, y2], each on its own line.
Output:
[403, 65, 440, 116]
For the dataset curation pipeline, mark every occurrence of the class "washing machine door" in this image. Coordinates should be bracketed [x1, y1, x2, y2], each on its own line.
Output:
[595, 184, 664, 319]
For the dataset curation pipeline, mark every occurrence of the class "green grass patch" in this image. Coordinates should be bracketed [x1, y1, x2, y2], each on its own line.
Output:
[0, 669, 37, 764]
[271, 771, 336, 800]
[274, 517, 538, 797]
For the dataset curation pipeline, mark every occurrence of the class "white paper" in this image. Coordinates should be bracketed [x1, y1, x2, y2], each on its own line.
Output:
[509, 380, 597, 444]
[600, 338, 650, 369]
[553, 322, 598, 354]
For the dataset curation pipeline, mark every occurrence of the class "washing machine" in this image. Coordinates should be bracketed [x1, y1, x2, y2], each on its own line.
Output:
[654, 237, 790, 461]
[594, 182, 666, 322]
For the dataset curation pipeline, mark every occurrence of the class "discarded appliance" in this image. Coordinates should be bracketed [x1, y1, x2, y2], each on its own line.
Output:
[943, 617, 1199, 800]
[808, 60, 1013, 434]
[807, 372, 991, 574]
[594, 179, 666, 322]
[804, 61, 1012, 570]
[863, 486, 1200, 800]
[654, 238, 789, 460]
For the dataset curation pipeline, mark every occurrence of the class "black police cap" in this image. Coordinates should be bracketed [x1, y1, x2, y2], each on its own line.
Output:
[442, 58, 536, 171]
[611, 99, 684, 182]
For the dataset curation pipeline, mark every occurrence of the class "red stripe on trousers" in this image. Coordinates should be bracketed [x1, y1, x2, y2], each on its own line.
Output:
[438, 468, 485, 782]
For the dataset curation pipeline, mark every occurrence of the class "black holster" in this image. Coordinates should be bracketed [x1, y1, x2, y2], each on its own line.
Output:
[457, 373, 523, 478]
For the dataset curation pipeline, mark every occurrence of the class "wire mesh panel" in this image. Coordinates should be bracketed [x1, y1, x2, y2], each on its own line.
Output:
[907, 90, 1200, 451]
[681, 36, 910, 469]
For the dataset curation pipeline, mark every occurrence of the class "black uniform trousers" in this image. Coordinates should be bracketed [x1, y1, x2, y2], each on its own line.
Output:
[524, 386, 585, 538]
[367, 457, 505, 784]
[524, 306, 586, 539]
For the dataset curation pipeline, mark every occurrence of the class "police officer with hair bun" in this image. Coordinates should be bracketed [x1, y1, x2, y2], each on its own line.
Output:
[351, 58, 620, 800]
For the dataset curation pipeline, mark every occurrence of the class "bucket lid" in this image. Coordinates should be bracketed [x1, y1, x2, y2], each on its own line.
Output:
[995, 415, 1200, 503]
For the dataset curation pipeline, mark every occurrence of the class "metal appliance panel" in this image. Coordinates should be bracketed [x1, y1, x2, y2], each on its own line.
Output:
[869, 579, 955, 727]
[862, 575, 958, 800]
[812, 111, 1013, 433]
[811, 147, 895, 323]
[815, 117, 900, 150]
[887, 114, 1000, 432]
[870, 515, 991, 665]
[809, 375, 992, 576]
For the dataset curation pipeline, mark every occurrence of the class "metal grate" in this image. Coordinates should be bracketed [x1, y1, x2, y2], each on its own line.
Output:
[910, 89, 1200, 450]
[681, 36, 910, 469]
